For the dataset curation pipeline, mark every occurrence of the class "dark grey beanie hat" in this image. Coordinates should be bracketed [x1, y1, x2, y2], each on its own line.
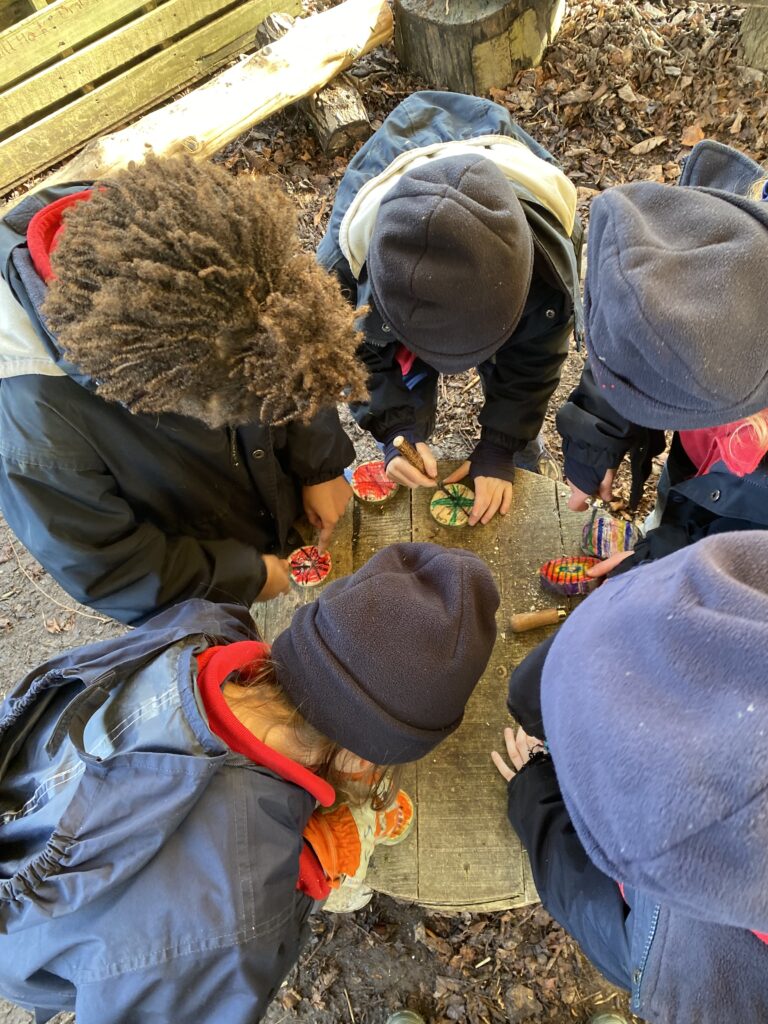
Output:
[271, 542, 499, 764]
[585, 181, 768, 429]
[367, 154, 533, 373]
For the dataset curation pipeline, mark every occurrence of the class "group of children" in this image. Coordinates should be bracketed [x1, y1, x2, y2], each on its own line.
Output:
[0, 89, 766, 1023]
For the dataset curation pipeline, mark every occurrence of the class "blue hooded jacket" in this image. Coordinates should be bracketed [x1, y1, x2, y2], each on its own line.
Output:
[0, 600, 316, 1024]
[534, 533, 768, 1022]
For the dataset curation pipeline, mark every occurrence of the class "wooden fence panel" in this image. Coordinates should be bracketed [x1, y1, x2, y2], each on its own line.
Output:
[0, 0, 300, 194]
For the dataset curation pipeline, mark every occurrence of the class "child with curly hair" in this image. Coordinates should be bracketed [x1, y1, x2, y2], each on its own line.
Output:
[0, 155, 367, 623]
[556, 140, 768, 576]
[0, 543, 499, 1024]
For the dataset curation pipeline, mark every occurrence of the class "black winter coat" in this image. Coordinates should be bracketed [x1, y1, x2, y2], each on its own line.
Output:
[0, 185, 354, 624]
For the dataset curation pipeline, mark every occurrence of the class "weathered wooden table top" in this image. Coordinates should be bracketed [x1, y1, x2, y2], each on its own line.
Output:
[253, 464, 589, 912]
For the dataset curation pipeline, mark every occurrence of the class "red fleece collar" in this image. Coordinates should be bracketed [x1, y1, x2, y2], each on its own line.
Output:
[26, 190, 93, 282]
[196, 641, 335, 808]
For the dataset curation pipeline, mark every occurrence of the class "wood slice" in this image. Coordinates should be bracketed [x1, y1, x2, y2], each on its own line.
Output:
[539, 556, 600, 596]
[350, 460, 399, 503]
[430, 483, 474, 528]
[288, 545, 333, 587]
[393, 0, 566, 94]
[581, 509, 639, 559]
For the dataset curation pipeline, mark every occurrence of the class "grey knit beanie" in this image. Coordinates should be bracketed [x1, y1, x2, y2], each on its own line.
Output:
[585, 181, 768, 429]
[367, 155, 533, 373]
[271, 543, 499, 764]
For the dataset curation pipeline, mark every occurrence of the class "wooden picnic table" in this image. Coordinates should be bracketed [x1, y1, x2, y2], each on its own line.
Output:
[253, 463, 590, 912]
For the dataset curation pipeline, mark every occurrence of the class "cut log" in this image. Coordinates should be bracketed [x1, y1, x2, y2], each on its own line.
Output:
[255, 12, 370, 155]
[742, 5, 768, 69]
[394, 0, 565, 95]
[3, 0, 392, 212]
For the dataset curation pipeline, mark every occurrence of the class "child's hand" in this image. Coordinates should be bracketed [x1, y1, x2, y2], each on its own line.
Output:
[443, 462, 512, 525]
[303, 476, 353, 552]
[256, 555, 291, 601]
[566, 467, 616, 511]
[491, 726, 546, 781]
[386, 442, 438, 489]
[586, 550, 635, 578]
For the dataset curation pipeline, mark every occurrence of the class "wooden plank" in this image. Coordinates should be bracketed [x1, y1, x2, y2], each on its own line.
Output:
[356, 486, 421, 895]
[0, 0, 158, 90]
[0, 0, 33, 33]
[1, 0, 392, 205]
[0, 0, 299, 196]
[743, 5, 768, 68]
[0, 0, 245, 136]
[264, 469, 591, 910]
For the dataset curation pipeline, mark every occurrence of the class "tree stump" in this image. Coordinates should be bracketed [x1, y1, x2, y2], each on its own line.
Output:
[394, 0, 566, 95]
[256, 12, 371, 155]
[742, 4, 768, 70]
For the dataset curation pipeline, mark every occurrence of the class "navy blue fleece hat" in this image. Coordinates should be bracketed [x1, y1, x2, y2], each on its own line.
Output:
[585, 181, 768, 429]
[367, 155, 533, 373]
[542, 532, 768, 932]
[272, 542, 499, 764]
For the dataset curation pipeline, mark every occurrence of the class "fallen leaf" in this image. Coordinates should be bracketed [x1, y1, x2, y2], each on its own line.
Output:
[681, 123, 705, 146]
[44, 612, 75, 634]
[730, 110, 745, 135]
[618, 83, 638, 103]
[630, 135, 667, 154]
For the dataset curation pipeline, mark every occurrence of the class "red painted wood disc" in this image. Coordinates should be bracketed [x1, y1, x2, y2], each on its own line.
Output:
[350, 460, 399, 503]
[288, 545, 333, 588]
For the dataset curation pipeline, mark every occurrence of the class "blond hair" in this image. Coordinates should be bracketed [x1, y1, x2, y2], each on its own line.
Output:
[748, 176, 768, 200]
[226, 657, 400, 810]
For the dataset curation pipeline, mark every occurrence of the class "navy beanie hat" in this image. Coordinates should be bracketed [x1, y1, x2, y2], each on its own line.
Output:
[542, 532, 768, 932]
[584, 181, 768, 429]
[367, 154, 533, 373]
[272, 542, 499, 764]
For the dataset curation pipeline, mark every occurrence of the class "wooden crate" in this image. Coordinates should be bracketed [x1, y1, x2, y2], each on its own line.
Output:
[0, 0, 301, 197]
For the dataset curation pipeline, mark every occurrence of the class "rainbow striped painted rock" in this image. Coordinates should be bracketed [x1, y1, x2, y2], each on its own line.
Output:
[581, 509, 639, 559]
[539, 556, 601, 596]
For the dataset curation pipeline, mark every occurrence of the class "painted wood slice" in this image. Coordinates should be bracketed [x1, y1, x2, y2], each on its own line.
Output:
[350, 460, 399, 503]
[581, 509, 639, 559]
[430, 483, 474, 527]
[539, 556, 601, 596]
[288, 545, 333, 588]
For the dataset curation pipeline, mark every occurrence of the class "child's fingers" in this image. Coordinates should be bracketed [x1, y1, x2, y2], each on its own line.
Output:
[586, 550, 634, 578]
[503, 726, 525, 771]
[500, 482, 513, 516]
[480, 486, 504, 525]
[491, 749, 514, 782]
[514, 728, 532, 767]
[387, 457, 436, 489]
[416, 443, 439, 481]
[443, 460, 470, 485]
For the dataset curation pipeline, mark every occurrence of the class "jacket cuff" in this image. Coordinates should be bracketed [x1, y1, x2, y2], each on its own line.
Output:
[299, 468, 350, 487]
[469, 438, 516, 483]
[382, 426, 421, 468]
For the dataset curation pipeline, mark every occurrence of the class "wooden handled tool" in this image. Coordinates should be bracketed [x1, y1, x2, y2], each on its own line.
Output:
[510, 607, 567, 633]
[392, 435, 427, 475]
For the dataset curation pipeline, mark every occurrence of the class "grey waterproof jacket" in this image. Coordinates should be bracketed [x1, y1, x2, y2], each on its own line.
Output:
[0, 185, 354, 624]
[317, 91, 583, 458]
[0, 600, 316, 1024]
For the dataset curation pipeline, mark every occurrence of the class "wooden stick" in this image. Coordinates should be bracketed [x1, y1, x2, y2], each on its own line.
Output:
[510, 607, 567, 633]
[392, 435, 427, 475]
[1, 0, 393, 213]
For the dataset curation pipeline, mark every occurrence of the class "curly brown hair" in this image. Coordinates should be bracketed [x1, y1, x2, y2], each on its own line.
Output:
[43, 154, 367, 427]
